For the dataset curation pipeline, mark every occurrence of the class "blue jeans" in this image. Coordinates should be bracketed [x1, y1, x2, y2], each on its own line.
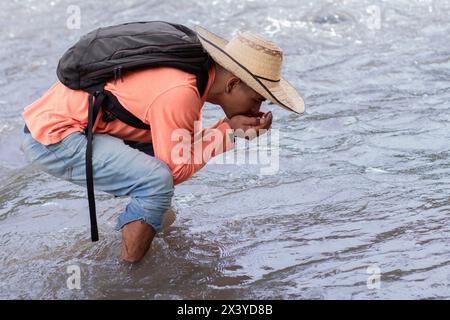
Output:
[21, 131, 174, 232]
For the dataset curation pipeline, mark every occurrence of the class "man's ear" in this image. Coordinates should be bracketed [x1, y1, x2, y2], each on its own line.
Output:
[225, 76, 241, 94]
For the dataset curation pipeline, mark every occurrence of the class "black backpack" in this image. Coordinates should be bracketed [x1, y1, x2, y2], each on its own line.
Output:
[56, 21, 213, 242]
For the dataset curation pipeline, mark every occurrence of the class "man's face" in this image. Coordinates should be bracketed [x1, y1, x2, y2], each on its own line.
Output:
[221, 77, 266, 119]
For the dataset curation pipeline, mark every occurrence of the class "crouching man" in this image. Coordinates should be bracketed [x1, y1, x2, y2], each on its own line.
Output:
[21, 24, 304, 262]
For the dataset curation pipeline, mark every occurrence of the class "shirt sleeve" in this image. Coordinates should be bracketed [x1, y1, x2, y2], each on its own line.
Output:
[146, 85, 235, 185]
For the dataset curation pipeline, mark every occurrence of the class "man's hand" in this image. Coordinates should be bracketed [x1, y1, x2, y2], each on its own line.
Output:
[225, 111, 273, 140]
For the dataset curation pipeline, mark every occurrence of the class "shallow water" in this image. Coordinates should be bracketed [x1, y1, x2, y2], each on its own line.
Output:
[0, 0, 449, 299]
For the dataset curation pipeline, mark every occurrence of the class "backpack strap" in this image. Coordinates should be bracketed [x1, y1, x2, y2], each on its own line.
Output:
[101, 91, 150, 129]
[196, 56, 213, 98]
[84, 86, 105, 242]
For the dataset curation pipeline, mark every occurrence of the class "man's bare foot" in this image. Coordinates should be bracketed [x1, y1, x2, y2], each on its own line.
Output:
[162, 207, 177, 230]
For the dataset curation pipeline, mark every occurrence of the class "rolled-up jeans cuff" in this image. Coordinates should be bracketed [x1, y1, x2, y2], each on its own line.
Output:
[115, 201, 165, 232]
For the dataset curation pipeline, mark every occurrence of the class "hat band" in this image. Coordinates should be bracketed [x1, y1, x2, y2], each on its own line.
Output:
[254, 74, 281, 83]
[197, 33, 288, 109]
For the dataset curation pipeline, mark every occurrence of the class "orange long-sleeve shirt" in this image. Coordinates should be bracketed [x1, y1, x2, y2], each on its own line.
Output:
[22, 66, 235, 184]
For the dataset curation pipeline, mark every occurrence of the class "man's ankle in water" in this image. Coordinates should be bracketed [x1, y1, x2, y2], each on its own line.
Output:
[121, 220, 156, 263]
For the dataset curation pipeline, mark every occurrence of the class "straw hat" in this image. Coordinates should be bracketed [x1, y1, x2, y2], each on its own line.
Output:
[195, 26, 305, 114]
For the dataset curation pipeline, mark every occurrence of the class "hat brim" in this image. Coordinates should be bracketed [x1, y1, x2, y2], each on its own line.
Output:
[195, 26, 305, 114]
